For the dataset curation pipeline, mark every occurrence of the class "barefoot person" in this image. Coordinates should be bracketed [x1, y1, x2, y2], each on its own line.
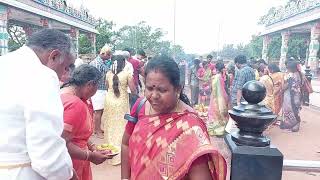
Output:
[208, 62, 230, 136]
[90, 46, 112, 138]
[0, 29, 75, 179]
[102, 55, 137, 165]
[281, 61, 303, 132]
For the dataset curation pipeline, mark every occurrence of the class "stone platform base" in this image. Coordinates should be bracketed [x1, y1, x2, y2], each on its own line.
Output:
[224, 134, 283, 180]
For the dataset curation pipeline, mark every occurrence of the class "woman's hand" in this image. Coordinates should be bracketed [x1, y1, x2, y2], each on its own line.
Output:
[88, 151, 113, 165]
[88, 142, 97, 152]
[121, 132, 131, 179]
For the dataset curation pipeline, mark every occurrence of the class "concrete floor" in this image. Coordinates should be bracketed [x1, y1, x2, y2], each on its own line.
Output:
[91, 106, 320, 180]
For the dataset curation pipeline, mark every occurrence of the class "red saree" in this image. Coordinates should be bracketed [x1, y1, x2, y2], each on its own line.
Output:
[128, 109, 227, 180]
[61, 93, 94, 180]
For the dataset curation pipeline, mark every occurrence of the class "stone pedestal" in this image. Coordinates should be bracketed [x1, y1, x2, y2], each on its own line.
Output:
[225, 135, 283, 180]
[225, 80, 284, 180]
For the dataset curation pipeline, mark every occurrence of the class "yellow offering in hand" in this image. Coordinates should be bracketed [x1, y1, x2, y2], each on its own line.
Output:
[96, 144, 119, 155]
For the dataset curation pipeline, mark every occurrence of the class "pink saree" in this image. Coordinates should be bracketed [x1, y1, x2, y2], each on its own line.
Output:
[128, 111, 226, 180]
[207, 74, 229, 136]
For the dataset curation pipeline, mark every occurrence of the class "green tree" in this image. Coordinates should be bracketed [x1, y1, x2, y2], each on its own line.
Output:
[219, 44, 241, 59]
[209, 51, 218, 58]
[95, 19, 117, 52]
[169, 44, 187, 61]
[7, 24, 26, 52]
[268, 35, 281, 59]
[243, 33, 309, 61]
[78, 34, 93, 54]
[114, 21, 187, 60]
[152, 43, 187, 62]
[218, 35, 262, 59]
[115, 21, 164, 54]
[236, 44, 248, 56]
[287, 34, 309, 59]
[244, 35, 263, 58]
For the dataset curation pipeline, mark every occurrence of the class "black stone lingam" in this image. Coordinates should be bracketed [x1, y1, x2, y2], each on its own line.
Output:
[228, 80, 277, 147]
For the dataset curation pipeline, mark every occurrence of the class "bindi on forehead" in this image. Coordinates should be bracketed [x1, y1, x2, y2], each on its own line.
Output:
[146, 84, 161, 88]
[145, 71, 172, 87]
[146, 83, 167, 89]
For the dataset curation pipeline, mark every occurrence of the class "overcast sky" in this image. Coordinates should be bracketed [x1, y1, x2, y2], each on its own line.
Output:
[74, 0, 286, 54]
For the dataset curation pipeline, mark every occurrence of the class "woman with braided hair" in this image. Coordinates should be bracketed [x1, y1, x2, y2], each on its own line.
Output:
[102, 54, 137, 165]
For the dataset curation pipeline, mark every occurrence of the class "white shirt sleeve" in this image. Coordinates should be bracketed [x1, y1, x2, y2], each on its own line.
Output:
[24, 68, 73, 180]
[124, 61, 134, 76]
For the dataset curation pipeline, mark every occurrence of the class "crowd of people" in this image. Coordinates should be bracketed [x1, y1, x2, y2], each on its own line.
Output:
[0, 28, 313, 180]
[188, 54, 312, 136]
[0, 29, 228, 180]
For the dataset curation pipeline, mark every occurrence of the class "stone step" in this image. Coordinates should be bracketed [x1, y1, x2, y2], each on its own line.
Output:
[283, 160, 320, 172]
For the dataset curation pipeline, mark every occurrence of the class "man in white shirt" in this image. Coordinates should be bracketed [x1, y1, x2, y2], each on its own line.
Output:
[89, 45, 112, 138]
[0, 29, 75, 180]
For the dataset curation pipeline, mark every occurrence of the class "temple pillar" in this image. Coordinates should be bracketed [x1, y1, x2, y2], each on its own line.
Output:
[308, 22, 320, 74]
[262, 35, 270, 63]
[279, 31, 290, 71]
[70, 27, 79, 56]
[0, 5, 9, 55]
[88, 33, 96, 56]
